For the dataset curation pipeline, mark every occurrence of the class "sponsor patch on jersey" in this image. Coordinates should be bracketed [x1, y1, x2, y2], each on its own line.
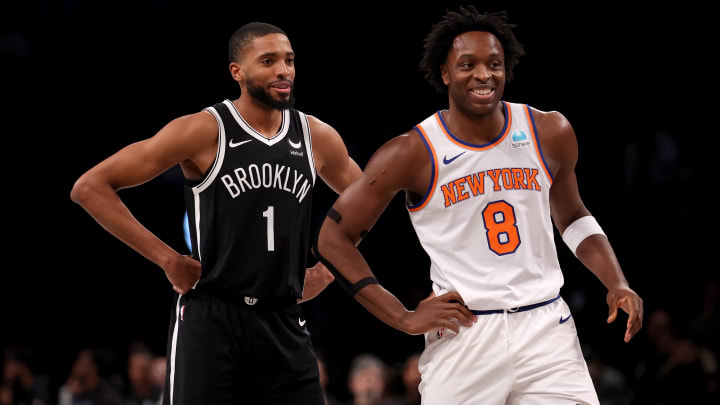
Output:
[244, 297, 258, 306]
[510, 130, 531, 149]
[290, 150, 304, 157]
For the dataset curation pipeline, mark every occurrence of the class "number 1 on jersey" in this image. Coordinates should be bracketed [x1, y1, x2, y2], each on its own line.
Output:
[262, 206, 275, 251]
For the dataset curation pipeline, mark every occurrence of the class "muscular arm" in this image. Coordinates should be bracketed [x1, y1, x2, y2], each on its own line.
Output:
[297, 116, 363, 303]
[70, 111, 218, 294]
[315, 132, 475, 334]
[537, 109, 643, 342]
[308, 115, 362, 193]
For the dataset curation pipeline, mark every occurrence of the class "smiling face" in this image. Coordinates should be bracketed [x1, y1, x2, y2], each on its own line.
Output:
[441, 31, 506, 117]
[230, 33, 296, 110]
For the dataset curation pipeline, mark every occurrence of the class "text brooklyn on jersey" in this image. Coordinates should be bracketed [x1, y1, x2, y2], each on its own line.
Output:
[183, 100, 316, 303]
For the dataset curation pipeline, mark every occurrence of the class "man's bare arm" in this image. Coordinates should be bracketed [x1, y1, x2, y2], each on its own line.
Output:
[298, 116, 363, 303]
[537, 109, 643, 342]
[70, 112, 218, 294]
[315, 131, 475, 334]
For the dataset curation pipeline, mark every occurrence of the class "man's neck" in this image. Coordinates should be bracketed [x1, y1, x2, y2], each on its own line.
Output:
[444, 102, 505, 145]
[233, 96, 283, 139]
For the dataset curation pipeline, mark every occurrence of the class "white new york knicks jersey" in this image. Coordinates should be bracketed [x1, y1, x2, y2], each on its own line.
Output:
[407, 102, 562, 310]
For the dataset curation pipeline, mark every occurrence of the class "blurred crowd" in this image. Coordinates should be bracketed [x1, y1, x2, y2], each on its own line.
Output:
[1, 343, 166, 405]
[2, 282, 718, 405]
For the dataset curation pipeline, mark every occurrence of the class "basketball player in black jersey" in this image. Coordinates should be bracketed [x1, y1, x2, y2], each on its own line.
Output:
[71, 23, 363, 404]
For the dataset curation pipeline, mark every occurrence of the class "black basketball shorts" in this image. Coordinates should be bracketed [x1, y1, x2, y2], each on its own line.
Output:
[162, 291, 324, 405]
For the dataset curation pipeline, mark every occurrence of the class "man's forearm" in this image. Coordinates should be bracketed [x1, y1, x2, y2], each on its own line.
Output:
[575, 234, 629, 290]
[354, 284, 413, 333]
[71, 177, 179, 269]
[315, 220, 412, 332]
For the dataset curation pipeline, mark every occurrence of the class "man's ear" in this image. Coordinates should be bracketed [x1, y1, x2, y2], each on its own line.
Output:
[229, 62, 245, 83]
[441, 64, 450, 86]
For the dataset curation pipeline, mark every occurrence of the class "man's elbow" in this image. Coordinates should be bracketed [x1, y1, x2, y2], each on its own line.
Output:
[70, 174, 101, 206]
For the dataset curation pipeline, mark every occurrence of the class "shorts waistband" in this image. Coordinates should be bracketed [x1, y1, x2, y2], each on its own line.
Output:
[471, 294, 561, 315]
[183, 289, 297, 310]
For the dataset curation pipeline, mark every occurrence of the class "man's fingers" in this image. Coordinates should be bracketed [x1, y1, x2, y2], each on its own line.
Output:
[607, 300, 618, 323]
[624, 309, 643, 342]
[173, 285, 183, 294]
[446, 307, 474, 327]
[438, 291, 465, 305]
[444, 302, 477, 325]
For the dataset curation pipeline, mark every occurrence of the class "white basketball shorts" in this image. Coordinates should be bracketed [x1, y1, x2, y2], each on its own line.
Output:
[418, 297, 599, 405]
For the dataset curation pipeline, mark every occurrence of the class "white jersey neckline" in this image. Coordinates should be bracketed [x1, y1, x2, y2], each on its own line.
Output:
[223, 99, 290, 146]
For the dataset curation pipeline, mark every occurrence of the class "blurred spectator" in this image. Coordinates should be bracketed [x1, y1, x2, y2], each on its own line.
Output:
[688, 281, 720, 357]
[148, 358, 165, 391]
[0, 348, 50, 405]
[392, 353, 420, 405]
[58, 349, 124, 405]
[317, 353, 339, 405]
[346, 354, 393, 405]
[125, 343, 161, 405]
[583, 345, 628, 405]
[149, 357, 165, 405]
[632, 309, 718, 403]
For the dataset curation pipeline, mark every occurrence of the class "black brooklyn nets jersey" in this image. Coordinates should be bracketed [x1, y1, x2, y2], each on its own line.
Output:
[184, 100, 315, 303]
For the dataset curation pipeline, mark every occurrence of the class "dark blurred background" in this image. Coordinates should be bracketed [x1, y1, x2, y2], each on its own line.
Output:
[2, 1, 718, 404]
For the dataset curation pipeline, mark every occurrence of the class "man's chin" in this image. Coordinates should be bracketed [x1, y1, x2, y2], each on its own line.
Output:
[258, 95, 295, 110]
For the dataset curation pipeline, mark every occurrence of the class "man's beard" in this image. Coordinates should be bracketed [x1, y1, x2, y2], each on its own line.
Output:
[245, 76, 295, 110]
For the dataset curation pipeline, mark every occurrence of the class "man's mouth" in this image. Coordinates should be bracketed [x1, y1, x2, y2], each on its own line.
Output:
[470, 87, 493, 96]
[270, 81, 293, 94]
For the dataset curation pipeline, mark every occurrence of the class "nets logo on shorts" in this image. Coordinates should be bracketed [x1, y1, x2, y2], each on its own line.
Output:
[511, 130, 531, 149]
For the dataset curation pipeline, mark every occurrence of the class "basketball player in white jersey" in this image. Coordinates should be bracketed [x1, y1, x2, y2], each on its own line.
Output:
[314, 7, 643, 404]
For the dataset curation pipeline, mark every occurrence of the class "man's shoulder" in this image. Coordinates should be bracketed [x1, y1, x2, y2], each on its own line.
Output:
[171, 109, 219, 136]
[521, 105, 571, 133]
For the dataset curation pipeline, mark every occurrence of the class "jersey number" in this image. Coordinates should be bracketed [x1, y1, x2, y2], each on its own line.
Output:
[482, 201, 521, 255]
[262, 206, 275, 252]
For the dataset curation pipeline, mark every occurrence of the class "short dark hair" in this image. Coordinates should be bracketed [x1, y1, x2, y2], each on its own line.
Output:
[228, 22, 287, 64]
[419, 7, 525, 93]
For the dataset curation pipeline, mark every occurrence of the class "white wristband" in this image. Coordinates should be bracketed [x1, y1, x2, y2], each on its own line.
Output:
[562, 216, 606, 256]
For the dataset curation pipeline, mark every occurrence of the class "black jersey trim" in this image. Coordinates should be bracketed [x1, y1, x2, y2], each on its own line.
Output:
[224, 100, 290, 146]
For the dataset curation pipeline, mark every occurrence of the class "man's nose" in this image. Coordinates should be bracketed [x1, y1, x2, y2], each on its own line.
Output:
[473, 65, 491, 81]
[276, 62, 291, 77]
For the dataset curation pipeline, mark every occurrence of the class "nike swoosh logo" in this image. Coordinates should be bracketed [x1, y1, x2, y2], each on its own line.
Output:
[288, 139, 302, 149]
[299, 318, 306, 327]
[559, 314, 572, 324]
[443, 151, 466, 165]
[229, 139, 252, 148]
